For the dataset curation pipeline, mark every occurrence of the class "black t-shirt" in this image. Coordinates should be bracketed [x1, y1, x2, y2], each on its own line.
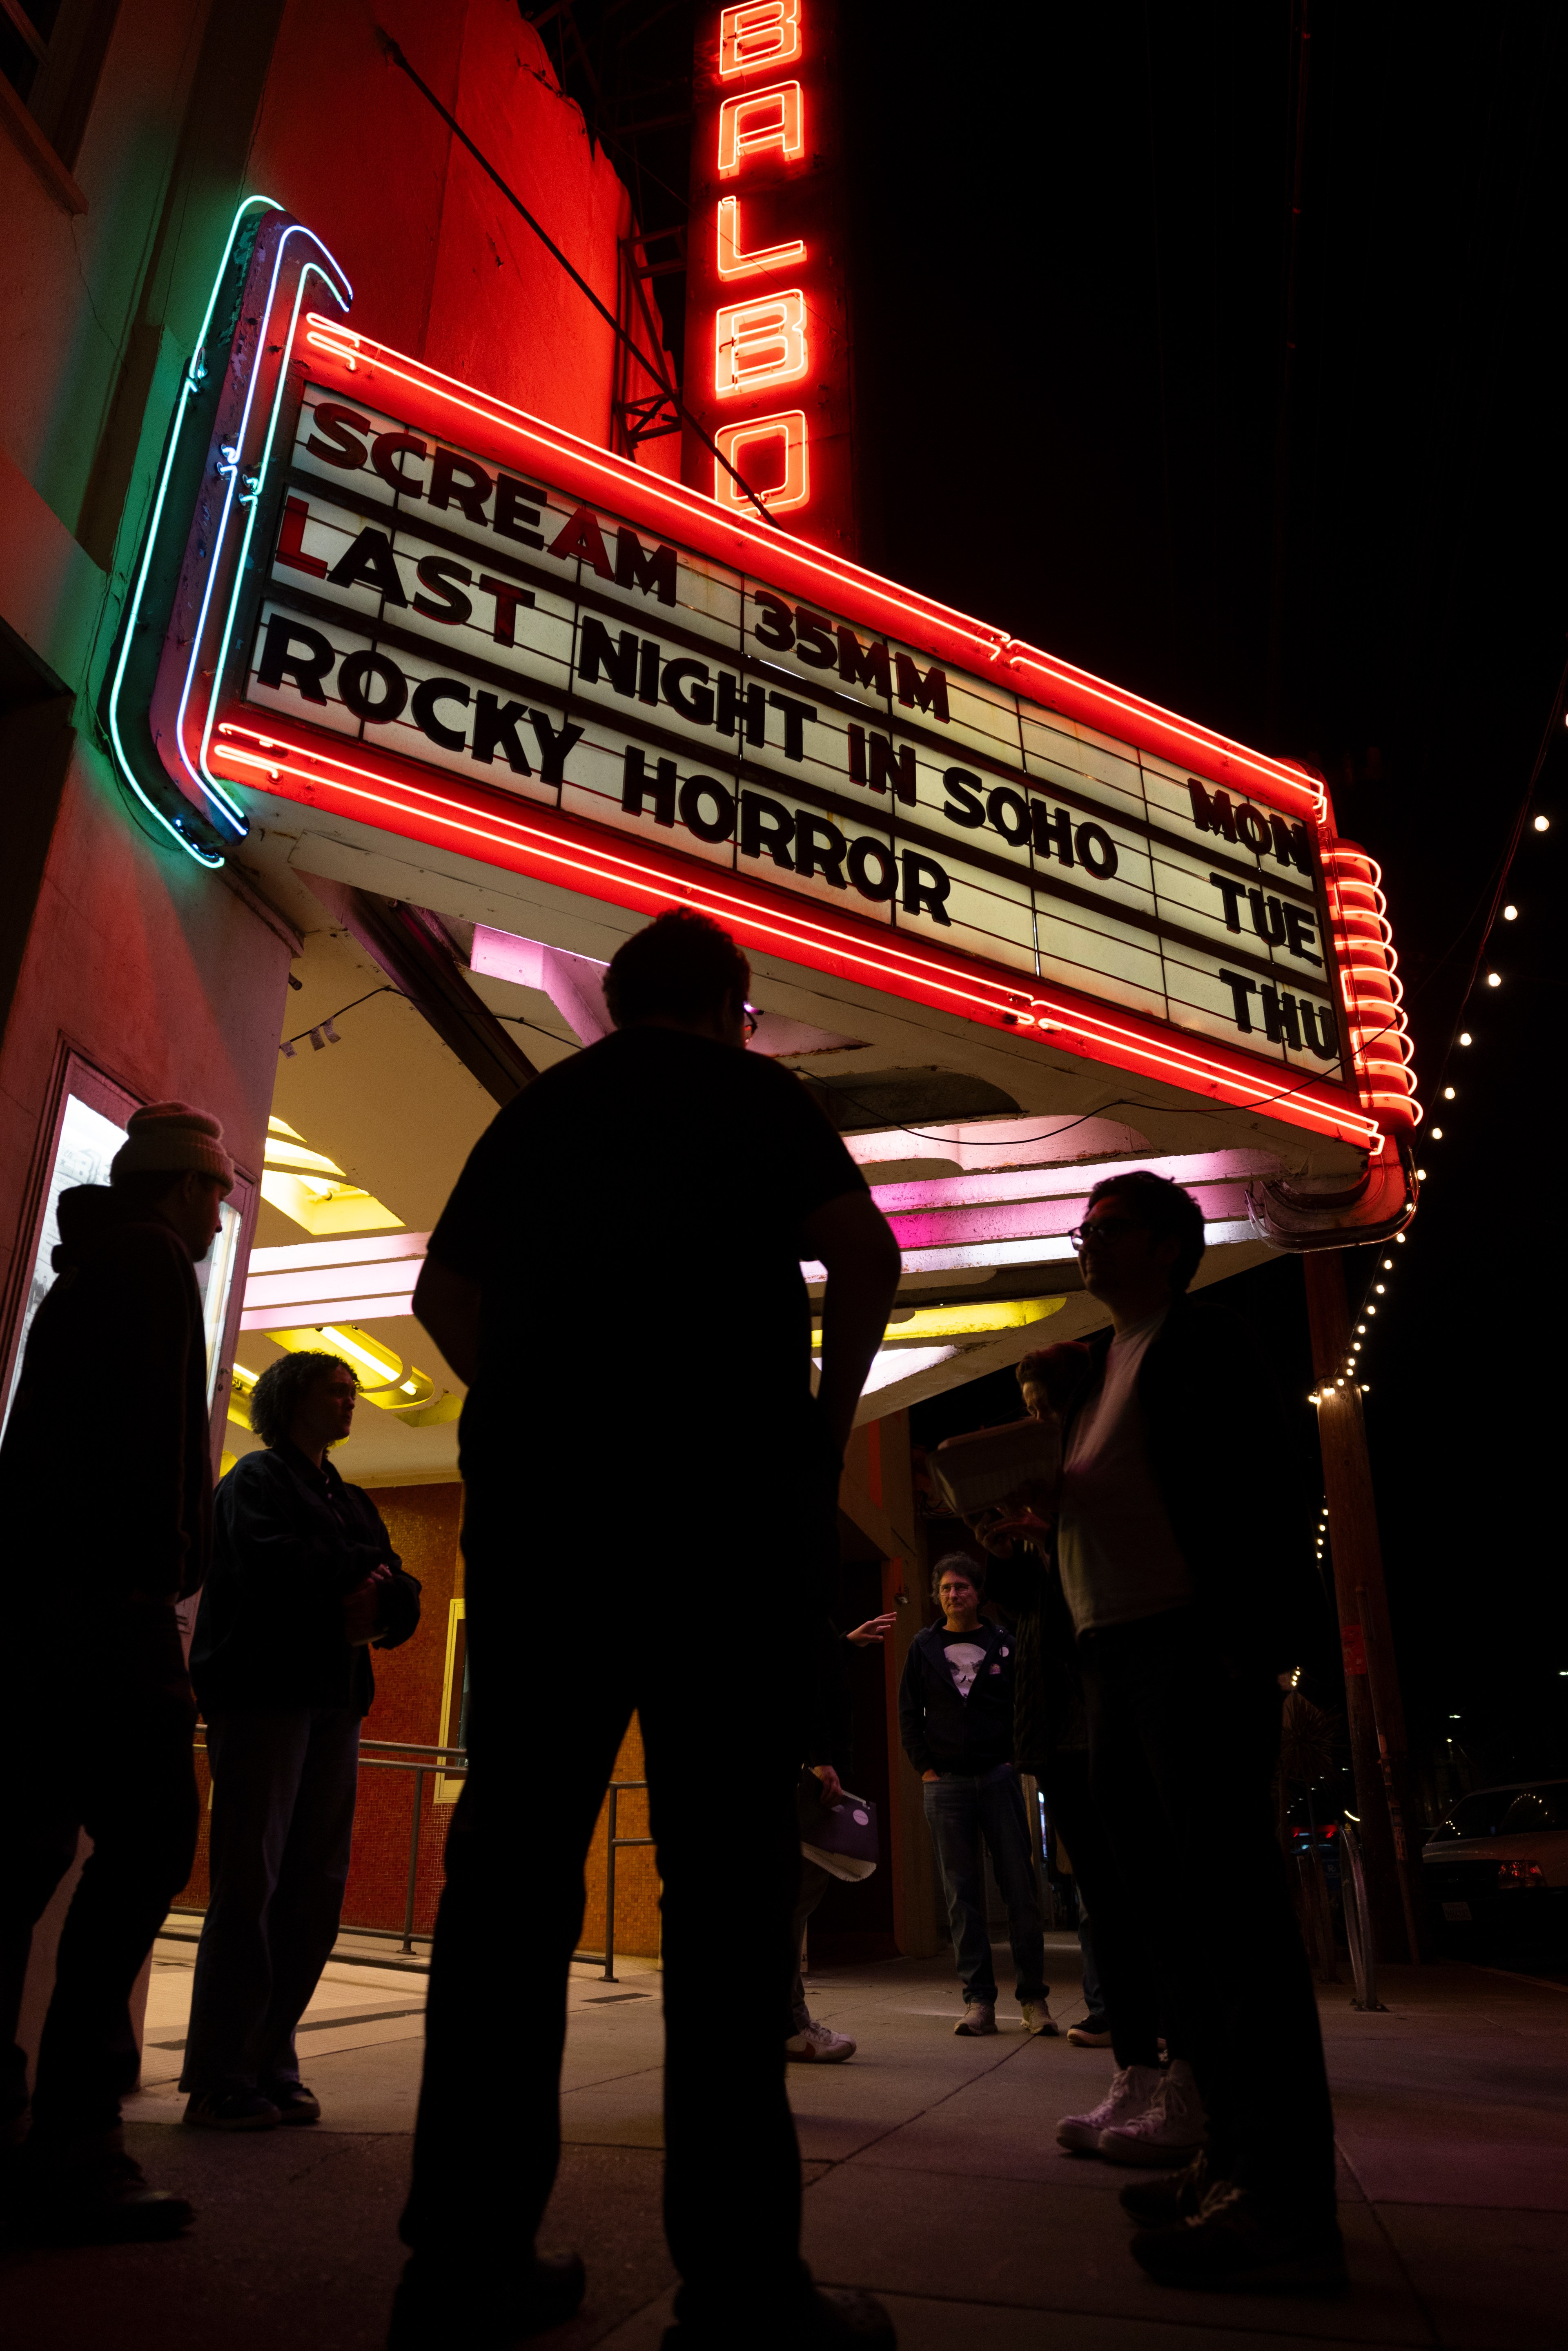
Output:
[430, 1026, 866, 1471]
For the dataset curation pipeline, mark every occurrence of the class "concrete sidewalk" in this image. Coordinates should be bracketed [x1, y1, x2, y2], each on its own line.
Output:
[5, 1932, 1566, 2349]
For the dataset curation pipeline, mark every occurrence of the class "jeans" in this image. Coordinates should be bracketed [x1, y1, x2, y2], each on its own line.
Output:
[786, 1857, 835, 2035]
[400, 1555, 811, 2327]
[2, 1602, 198, 2137]
[1080, 1607, 1336, 2211]
[922, 1762, 1047, 2008]
[181, 1707, 361, 2094]
[1077, 1905, 1105, 2019]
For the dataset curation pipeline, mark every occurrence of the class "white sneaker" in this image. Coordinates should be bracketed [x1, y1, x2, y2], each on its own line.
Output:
[1020, 2000, 1059, 2037]
[1098, 2057, 1206, 2166]
[954, 2002, 996, 2036]
[1056, 2062, 1164, 2153]
[784, 2019, 855, 2063]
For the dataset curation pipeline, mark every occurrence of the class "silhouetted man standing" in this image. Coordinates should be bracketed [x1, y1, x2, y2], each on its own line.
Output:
[395, 911, 903, 2350]
[1, 1103, 232, 2241]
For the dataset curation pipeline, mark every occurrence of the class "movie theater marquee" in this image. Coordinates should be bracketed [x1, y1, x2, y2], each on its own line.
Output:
[245, 382, 1344, 1085]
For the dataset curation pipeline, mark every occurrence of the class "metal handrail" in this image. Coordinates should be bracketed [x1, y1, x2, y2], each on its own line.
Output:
[182, 1739, 651, 1968]
[601, 1781, 652, 1984]
[1339, 1821, 1386, 2012]
[187, 1732, 469, 1953]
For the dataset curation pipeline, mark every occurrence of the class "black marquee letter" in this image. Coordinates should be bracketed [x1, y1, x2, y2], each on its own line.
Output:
[471, 693, 532, 773]
[1074, 822, 1118, 880]
[848, 837, 898, 903]
[327, 527, 408, 606]
[256, 615, 334, 703]
[622, 746, 675, 824]
[740, 791, 795, 869]
[412, 677, 471, 752]
[678, 775, 735, 844]
[941, 768, 985, 828]
[337, 650, 407, 724]
[1218, 968, 1259, 1032]
[901, 851, 952, 925]
[794, 814, 848, 888]
[528, 710, 584, 786]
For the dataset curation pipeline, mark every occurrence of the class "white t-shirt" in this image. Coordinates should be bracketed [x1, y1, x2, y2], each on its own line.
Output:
[1056, 1307, 1193, 1634]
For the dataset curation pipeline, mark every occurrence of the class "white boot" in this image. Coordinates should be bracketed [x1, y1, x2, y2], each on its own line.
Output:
[1056, 2062, 1164, 2153]
[954, 2001, 997, 2036]
[784, 2019, 856, 2063]
[1097, 2057, 1206, 2166]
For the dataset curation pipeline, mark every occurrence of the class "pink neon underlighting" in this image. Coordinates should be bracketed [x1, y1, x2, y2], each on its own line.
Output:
[212, 718, 1379, 1149]
[243, 1262, 419, 1312]
[876, 1181, 1250, 1252]
[868, 1151, 1279, 1216]
[248, 1232, 430, 1272]
[239, 1292, 416, 1333]
[720, 0, 800, 76]
[717, 82, 803, 175]
[300, 317, 1327, 827]
[717, 194, 806, 278]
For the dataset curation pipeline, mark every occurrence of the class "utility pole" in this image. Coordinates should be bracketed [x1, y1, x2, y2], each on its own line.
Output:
[1303, 1251, 1429, 1961]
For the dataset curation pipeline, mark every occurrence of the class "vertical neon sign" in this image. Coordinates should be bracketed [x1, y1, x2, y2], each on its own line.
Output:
[682, 0, 855, 557]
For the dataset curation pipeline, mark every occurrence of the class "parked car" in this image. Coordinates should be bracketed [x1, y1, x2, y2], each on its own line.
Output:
[1422, 1781, 1568, 1958]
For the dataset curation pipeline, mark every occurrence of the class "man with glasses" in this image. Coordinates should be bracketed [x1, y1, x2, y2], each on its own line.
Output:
[1054, 1173, 1339, 2291]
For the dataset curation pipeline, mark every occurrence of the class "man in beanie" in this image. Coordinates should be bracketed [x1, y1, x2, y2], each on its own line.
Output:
[0, 1102, 232, 2241]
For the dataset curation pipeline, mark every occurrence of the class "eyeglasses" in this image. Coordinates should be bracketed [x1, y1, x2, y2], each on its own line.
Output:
[1068, 1217, 1145, 1250]
[742, 1005, 762, 1040]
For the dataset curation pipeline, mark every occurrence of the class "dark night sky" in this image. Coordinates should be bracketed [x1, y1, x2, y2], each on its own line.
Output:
[843, 2, 1567, 1788]
[538, 2, 1567, 1786]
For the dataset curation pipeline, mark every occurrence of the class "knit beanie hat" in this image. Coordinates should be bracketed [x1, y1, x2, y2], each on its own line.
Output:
[110, 1102, 235, 1191]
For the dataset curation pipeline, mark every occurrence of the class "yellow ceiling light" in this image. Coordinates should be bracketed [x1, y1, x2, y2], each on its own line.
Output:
[266, 1324, 443, 1418]
[812, 1295, 1067, 1348]
[261, 1114, 403, 1237]
[226, 1360, 261, 1430]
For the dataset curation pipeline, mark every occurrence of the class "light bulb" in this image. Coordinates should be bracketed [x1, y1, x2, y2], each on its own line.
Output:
[1416, 1167, 1428, 1180]
[1459, 1031, 1472, 1045]
[1381, 1258, 1393, 1269]
[1534, 813, 1550, 830]
[1396, 1232, 1406, 1243]
[1443, 1085, 1455, 1099]
[1502, 905, 1517, 921]
[1375, 1283, 1385, 1294]
[1486, 972, 1501, 987]
[1431, 1126, 1443, 1139]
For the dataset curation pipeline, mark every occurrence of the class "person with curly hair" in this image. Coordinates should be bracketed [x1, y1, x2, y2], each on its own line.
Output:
[180, 1349, 420, 2130]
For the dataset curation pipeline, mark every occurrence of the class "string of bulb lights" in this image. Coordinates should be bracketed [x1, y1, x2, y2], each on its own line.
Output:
[1308, 681, 1560, 1587]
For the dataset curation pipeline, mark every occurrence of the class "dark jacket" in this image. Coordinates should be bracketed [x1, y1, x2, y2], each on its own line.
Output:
[0, 1186, 212, 1604]
[190, 1442, 421, 1715]
[982, 1297, 1326, 1768]
[1072, 1293, 1321, 1672]
[984, 1546, 1086, 1770]
[986, 1293, 1326, 1770]
[898, 1618, 1017, 1776]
